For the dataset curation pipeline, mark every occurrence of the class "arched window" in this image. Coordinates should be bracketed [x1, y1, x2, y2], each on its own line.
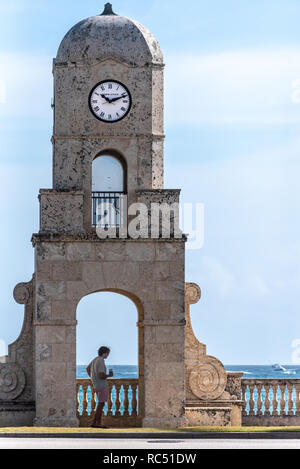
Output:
[92, 155, 124, 192]
[92, 153, 126, 228]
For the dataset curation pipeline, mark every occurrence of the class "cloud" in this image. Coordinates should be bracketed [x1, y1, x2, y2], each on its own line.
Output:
[165, 48, 300, 125]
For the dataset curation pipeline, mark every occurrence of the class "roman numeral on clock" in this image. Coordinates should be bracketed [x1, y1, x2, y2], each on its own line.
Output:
[90, 81, 131, 122]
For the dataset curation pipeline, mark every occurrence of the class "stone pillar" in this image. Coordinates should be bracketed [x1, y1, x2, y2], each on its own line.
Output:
[34, 322, 78, 427]
[142, 320, 187, 428]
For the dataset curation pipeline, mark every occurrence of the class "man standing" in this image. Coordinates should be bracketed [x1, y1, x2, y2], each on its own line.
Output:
[86, 346, 113, 428]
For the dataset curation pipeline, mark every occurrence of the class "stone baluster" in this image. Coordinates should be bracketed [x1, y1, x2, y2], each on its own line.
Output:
[248, 384, 255, 416]
[279, 383, 286, 416]
[256, 384, 263, 416]
[123, 383, 129, 416]
[241, 383, 247, 416]
[107, 381, 113, 417]
[82, 382, 89, 417]
[264, 384, 271, 416]
[115, 382, 121, 417]
[295, 385, 300, 416]
[287, 383, 294, 416]
[131, 382, 138, 416]
[76, 383, 80, 418]
[91, 385, 97, 416]
[272, 383, 278, 416]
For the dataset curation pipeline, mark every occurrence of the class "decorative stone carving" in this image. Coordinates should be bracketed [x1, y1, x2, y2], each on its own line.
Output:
[185, 282, 205, 353]
[13, 282, 32, 305]
[185, 283, 201, 305]
[0, 363, 26, 400]
[189, 355, 227, 400]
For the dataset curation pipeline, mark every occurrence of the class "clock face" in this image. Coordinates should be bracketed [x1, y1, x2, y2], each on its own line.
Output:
[89, 80, 132, 123]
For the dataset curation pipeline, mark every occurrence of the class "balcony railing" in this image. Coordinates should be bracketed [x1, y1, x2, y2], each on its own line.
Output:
[242, 379, 300, 425]
[92, 191, 125, 228]
[76, 378, 141, 427]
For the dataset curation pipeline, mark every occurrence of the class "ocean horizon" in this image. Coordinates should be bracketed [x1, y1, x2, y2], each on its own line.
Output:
[77, 364, 300, 380]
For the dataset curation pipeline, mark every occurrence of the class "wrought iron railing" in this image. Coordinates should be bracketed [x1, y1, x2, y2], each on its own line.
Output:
[92, 191, 125, 228]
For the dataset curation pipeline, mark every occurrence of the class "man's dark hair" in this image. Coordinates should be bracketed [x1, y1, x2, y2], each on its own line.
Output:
[98, 346, 110, 357]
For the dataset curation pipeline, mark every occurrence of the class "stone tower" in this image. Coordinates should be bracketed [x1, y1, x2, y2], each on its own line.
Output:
[0, 4, 243, 429]
[4, 4, 186, 428]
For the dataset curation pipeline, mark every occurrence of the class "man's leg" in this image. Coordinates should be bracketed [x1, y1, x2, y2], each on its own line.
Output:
[92, 401, 105, 427]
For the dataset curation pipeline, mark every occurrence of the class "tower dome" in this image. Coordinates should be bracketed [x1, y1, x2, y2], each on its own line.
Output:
[56, 3, 163, 66]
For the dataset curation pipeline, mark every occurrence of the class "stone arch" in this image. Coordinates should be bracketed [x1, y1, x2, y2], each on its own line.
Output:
[92, 149, 128, 194]
[75, 285, 145, 420]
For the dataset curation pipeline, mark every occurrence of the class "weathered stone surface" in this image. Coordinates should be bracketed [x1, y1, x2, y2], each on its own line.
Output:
[56, 15, 163, 66]
[185, 407, 232, 427]
[2, 7, 193, 429]
[0, 364, 26, 400]
[39, 190, 85, 234]
[189, 356, 227, 401]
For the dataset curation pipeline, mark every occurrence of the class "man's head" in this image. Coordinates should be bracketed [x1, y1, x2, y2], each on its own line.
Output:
[98, 346, 110, 358]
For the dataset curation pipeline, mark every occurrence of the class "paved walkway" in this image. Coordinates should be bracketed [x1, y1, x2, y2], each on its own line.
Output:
[0, 437, 300, 449]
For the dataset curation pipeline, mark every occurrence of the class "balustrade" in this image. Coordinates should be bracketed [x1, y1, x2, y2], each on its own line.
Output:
[76, 378, 141, 427]
[242, 379, 300, 423]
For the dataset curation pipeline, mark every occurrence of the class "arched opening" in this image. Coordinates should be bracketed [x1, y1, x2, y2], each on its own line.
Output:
[92, 151, 127, 228]
[76, 289, 143, 427]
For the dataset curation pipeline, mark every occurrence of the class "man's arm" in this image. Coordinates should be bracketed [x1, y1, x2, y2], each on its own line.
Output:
[86, 364, 91, 377]
[99, 371, 113, 379]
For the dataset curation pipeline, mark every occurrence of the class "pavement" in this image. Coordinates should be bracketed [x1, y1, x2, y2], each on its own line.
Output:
[0, 437, 300, 449]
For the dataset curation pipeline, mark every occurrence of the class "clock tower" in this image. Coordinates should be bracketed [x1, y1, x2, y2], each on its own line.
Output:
[0, 4, 244, 430]
[31, 4, 187, 427]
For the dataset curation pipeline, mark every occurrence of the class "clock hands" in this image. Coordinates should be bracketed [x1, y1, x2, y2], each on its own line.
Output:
[100, 93, 127, 104]
[109, 93, 127, 103]
[100, 94, 111, 103]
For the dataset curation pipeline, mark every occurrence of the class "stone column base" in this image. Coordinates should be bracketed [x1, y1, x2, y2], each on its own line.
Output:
[142, 416, 188, 429]
[34, 416, 79, 428]
[185, 406, 232, 427]
[0, 405, 35, 427]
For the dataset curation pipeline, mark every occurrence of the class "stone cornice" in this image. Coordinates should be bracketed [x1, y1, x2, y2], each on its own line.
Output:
[31, 232, 188, 246]
[53, 57, 164, 70]
[51, 134, 165, 141]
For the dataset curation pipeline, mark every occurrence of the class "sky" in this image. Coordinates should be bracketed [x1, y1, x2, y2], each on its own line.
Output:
[1, 0, 300, 366]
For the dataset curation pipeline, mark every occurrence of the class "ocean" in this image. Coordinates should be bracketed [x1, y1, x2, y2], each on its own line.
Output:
[76, 364, 300, 416]
[77, 364, 300, 379]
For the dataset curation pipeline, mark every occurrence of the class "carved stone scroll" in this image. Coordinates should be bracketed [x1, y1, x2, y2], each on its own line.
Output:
[189, 355, 227, 400]
[0, 363, 26, 400]
[185, 282, 227, 400]
[13, 282, 32, 305]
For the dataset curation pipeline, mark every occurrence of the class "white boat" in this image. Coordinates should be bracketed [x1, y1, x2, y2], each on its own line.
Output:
[272, 363, 286, 371]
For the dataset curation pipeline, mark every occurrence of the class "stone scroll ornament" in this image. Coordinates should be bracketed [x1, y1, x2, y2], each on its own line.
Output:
[185, 283, 227, 400]
[0, 363, 26, 400]
[13, 282, 32, 305]
[189, 355, 227, 400]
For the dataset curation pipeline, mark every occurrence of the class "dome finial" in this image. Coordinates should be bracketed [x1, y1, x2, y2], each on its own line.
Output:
[100, 3, 117, 16]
